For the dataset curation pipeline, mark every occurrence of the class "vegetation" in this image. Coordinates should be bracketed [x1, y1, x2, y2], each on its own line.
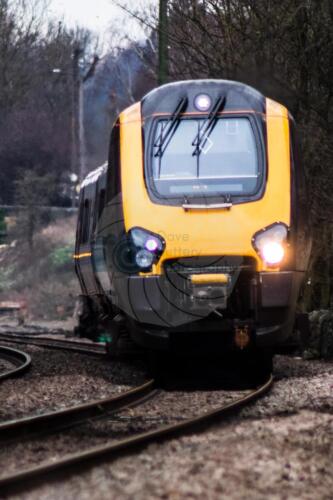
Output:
[0, 0, 97, 205]
[0, 215, 79, 319]
[49, 245, 74, 269]
[15, 171, 58, 248]
[0, 209, 6, 243]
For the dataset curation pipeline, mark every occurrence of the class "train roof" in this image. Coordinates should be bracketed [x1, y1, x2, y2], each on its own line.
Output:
[141, 79, 266, 118]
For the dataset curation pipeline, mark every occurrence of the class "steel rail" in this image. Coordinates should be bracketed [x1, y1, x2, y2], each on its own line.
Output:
[0, 379, 156, 442]
[0, 345, 31, 382]
[0, 333, 106, 356]
[0, 374, 273, 493]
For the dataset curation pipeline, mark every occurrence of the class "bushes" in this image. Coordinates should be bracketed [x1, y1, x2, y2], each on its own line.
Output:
[26, 277, 79, 320]
[0, 215, 79, 320]
[49, 245, 74, 271]
[0, 209, 7, 243]
[305, 310, 333, 360]
[0, 265, 15, 293]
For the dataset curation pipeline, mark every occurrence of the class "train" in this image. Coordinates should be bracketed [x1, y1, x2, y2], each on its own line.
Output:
[74, 79, 311, 367]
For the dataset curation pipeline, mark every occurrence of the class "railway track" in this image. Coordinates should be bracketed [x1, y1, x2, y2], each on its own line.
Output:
[0, 332, 106, 356]
[0, 373, 273, 494]
[0, 345, 31, 382]
[0, 379, 157, 442]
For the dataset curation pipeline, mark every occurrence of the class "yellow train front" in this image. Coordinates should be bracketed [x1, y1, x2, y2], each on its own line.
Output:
[75, 80, 311, 356]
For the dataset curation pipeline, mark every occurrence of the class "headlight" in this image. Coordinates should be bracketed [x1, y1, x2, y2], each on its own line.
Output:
[129, 227, 165, 271]
[135, 249, 154, 269]
[261, 241, 285, 264]
[252, 223, 288, 266]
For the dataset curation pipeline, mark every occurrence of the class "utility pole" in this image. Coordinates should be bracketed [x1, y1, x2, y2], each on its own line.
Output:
[158, 0, 169, 85]
[71, 50, 99, 185]
[71, 45, 83, 183]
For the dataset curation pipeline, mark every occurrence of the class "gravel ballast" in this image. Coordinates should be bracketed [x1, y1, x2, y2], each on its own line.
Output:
[0, 342, 147, 421]
[0, 340, 331, 500]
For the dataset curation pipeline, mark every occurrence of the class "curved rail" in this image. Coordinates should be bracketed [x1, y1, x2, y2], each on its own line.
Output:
[0, 332, 106, 356]
[0, 374, 273, 493]
[0, 345, 31, 382]
[0, 379, 156, 442]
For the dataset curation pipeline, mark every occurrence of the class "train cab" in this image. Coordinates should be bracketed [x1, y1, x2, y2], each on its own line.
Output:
[75, 80, 311, 357]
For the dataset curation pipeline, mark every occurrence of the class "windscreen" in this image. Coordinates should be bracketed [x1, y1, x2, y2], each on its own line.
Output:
[151, 117, 260, 198]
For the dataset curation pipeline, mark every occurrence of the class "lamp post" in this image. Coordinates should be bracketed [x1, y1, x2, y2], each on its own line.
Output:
[71, 46, 85, 184]
[54, 46, 86, 186]
[53, 51, 99, 193]
[52, 57, 84, 206]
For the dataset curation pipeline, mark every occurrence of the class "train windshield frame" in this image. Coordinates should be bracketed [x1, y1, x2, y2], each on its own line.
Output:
[145, 114, 266, 206]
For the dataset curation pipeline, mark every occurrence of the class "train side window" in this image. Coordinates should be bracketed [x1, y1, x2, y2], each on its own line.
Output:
[107, 119, 121, 202]
[81, 199, 90, 244]
[92, 187, 106, 236]
[98, 188, 106, 218]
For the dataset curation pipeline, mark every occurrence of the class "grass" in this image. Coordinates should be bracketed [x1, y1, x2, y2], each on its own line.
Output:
[0, 215, 80, 320]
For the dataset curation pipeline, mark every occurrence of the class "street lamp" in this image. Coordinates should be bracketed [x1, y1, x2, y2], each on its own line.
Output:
[52, 58, 86, 186]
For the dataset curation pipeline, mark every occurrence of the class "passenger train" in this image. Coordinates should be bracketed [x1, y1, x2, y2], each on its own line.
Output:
[74, 80, 311, 364]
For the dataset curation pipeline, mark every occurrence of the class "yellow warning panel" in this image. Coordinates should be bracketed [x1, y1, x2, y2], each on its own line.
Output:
[190, 274, 229, 285]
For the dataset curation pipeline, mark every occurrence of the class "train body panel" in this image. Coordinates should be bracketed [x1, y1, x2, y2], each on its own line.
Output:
[75, 79, 312, 353]
[119, 98, 292, 273]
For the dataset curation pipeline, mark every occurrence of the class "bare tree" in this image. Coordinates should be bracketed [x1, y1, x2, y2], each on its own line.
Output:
[0, 3, 99, 204]
[15, 170, 57, 249]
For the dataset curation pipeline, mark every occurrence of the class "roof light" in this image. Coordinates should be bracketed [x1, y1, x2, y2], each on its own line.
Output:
[194, 94, 212, 112]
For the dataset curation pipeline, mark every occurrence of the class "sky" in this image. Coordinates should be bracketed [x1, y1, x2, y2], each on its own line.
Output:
[48, 0, 152, 41]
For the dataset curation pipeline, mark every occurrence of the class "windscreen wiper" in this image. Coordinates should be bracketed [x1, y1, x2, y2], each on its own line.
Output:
[153, 96, 188, 159]
[192, 96, 226, 157]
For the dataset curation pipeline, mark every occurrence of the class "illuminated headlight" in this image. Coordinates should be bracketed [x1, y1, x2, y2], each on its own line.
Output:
[129, 227, 165, 271]
[252, 223, 288, 266]
[145, 237, 159, 252]
[262, 241, 285, 265]
[194, 93, 212, 112]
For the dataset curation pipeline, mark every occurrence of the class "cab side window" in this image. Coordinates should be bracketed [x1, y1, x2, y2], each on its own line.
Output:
[92, 187, 106, 236]
[106, 119, 121, 202]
